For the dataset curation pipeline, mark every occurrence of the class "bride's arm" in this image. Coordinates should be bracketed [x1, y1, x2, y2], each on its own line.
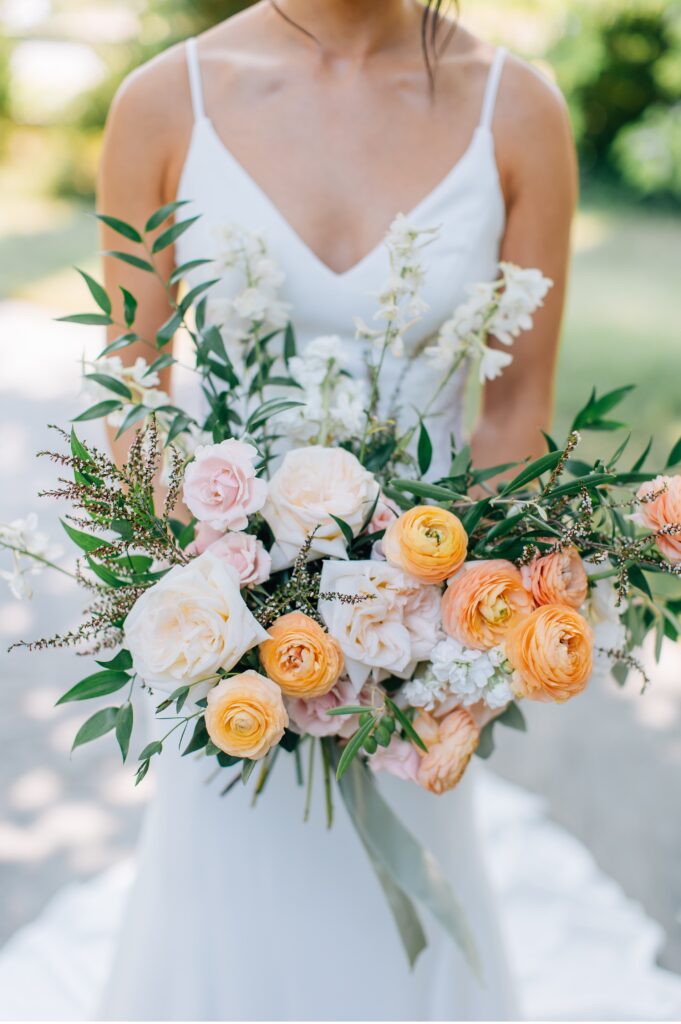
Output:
[471, 59, 578, 472]
[97, 49, 191, 469]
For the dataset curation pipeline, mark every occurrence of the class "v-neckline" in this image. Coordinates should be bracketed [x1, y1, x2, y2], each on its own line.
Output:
[196, 117, 488, 280]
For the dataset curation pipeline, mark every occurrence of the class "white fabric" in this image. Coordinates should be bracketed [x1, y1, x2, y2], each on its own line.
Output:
[479, 47, 507, 130]
[2, 772, 681, 1022]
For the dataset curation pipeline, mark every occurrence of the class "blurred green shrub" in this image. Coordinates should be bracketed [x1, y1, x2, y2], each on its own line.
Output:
[550, 0, 681, 199]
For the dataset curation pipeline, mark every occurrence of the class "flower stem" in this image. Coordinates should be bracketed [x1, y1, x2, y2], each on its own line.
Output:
[0, 541, 77, 581]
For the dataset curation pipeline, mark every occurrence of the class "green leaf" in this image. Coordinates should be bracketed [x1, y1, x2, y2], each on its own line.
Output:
[283, 322, 296, 363]
[120, 287, 138, 327]
[571, 385, 635, 431]
[156, 311, 183, 347]
[541, 430, 558, 452]
[476, 721, 495, 759]
[70, 428, 91, 464]
[495, 702, 527, 732]
[449, 445, 471, 478]
[169, 258, 213, 285]
[85, 555, 126, 587]
[182, 717, 209, 756]
[666, 437, 681, 469]
[58, 313, 113, 326]
[179, 278, 221, 315]
[103, 250, 155, 273]
[96, 649, 133, 671]
[389, 479, 465, 502]
[330, 514, 355, 546]
[241, 758, 257, 784]
[146, 354, 176, 376]
[76, 268, 111, 315]
[72, 707, 120, 751]
[115, 703, 134, 761]
[166, 411, 194, 446]
[98, 333, 138, 357]
[417, 421, 433, 476]
[336, 717, 375, 781]
[83, 373, 133, 400]
[139, 740, 163, 761]
[326, 705, 372, 717]
[95, 213, 143, 242]
[115, 404, 149, 439]
[145, 200, 191, 234]
[385, 698, 427, 753]
[629, 565, 652, 599]
[73, 399, 122, 422]
[246, 398, 305, 433]
[151, 216, 200, 254]
[460, 498, 491, 535]
[498, 450, 564, 496]
[135, 759, 151, 785]
[57, 670, 130, 704]
[60, 518, 110, 554]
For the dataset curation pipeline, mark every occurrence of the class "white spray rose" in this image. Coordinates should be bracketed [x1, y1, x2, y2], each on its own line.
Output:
[124, 550, 268, 694]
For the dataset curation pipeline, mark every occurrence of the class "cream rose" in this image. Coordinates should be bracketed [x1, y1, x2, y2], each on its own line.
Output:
[124, 550, 269, 693]
[262, 446, 379, 569]
[318, 559, 442, 689]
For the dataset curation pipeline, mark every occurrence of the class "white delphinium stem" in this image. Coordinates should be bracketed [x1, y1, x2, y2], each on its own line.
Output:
[81, 355, 171, 428]
[356, 214, 439, 459]
[0, 516, 68, 598]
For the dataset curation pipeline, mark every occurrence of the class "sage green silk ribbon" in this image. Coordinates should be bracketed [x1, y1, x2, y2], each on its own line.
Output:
[336, 756, 482, 978]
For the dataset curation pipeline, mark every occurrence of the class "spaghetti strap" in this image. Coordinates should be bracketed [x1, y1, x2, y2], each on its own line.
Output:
[185, 38, 206, 121]
[479, 47, 507, 131]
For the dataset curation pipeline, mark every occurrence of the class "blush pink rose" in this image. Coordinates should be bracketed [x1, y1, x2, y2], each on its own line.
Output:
[368, 494, 400, 535]
[186, 522, 224, 556]
[369, 736, 420, 783]
[286, 676, 365, 738]
[183, 439, 267, 532]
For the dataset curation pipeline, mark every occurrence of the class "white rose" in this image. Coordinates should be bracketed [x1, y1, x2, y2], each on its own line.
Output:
[262, 446, 379, 569]
[318, 559, 441, 690]
[124, 550, 268, 694]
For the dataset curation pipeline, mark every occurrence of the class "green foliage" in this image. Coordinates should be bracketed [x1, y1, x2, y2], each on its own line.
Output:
[550, 0, 681, 200]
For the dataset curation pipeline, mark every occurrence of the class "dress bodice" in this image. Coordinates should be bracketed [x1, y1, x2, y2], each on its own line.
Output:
[176, 40, 507, 476]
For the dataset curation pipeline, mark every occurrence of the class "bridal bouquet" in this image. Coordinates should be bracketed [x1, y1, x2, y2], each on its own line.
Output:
[6, 205, 681, 967]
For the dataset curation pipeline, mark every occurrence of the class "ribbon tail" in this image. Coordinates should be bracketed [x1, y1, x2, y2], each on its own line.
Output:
[336, 755, 483, 981]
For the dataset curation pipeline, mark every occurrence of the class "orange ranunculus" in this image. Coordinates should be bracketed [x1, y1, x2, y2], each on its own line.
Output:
[441, 559, 534, 650]
[382, 505, 468, 584]
[205, 671, 288, 760]
[505, 603, 593, 703]
[633, 475, 681, 564]
[521, 546, 588, 609]
[413, 708, 480, 794]
[259, 611, 343, 699]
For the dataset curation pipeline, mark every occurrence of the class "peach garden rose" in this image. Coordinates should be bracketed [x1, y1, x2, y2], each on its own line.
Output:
[413, 708, 480, 794]
[260, 610, 344, 699]
[383, 505, 468, 584]
[632, 474, 681, 564]
[441, 559, 534, 650]
[521, 546, 588, 609]
[205, 670, 288, 760]
[505, 603, 593, 703]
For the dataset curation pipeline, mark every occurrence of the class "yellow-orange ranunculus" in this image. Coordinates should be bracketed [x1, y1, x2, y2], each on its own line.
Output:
[521, 546, 588, 609]
[505, 603, 593, 703]
[413, 708, 480, 794]
[382, 505, 468, 584]
[441, 559, 534, 650]
[205, 671, 288, 761]
[259, 611, 343, 699]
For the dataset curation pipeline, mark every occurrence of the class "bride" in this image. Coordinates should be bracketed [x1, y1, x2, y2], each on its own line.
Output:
[97, 1, 575, 1019]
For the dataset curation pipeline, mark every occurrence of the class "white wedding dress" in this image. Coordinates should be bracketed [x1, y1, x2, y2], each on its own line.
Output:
[4, 41, 681, 1024]
[105, 42, 516, 1021]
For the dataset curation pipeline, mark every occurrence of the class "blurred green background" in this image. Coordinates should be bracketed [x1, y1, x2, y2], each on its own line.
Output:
[0, 0, 680, 458]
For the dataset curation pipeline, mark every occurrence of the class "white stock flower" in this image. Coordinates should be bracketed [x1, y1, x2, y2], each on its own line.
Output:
[124, 549, 268, 694]
[0, 515, 61, 600]
[82, 356, 169, 427]
[262, 446, 378, 569]
[277, 335, 369, 445]
[403, 637, 513, 712]
[318, 559, 442, 690]
[583, 574, 627, 679]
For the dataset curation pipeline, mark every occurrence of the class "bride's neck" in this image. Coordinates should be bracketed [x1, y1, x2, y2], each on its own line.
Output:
[268, 0, 419, 58]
